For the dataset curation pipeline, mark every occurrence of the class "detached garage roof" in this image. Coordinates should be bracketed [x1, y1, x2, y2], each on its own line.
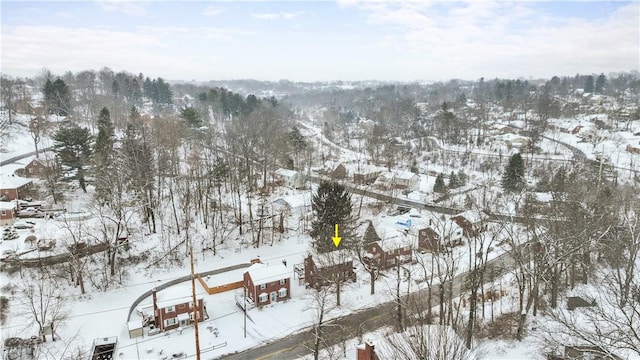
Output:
[0, 174, 32, 189]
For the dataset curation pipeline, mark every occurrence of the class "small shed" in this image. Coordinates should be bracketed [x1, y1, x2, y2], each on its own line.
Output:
[127, 319, 143, 338]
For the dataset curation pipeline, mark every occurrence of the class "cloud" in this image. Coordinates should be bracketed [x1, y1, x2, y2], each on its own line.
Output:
[344, 1, 639, 79]
[0, 25, 203, 78]
[97, 1, 146, 17]
[138, 26, 255, 42]
[203, 5, 224, 17]
[250, 11, 302, 20]
[53, 11, 73, 19]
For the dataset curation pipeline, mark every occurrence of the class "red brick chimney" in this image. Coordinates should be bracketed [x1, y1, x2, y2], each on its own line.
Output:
[356, 341, 378, 360]
[152, 287, 158, 324]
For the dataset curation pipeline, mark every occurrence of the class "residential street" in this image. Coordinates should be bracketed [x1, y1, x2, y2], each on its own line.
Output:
[220, 250, 516, 359]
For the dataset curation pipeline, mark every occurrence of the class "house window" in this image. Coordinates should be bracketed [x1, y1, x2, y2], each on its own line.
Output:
[166, 305, 175, 313]
[260, 284, 266, 290]
[259, 293, 268, 303]
[1, 211, 5, 216]
[372, 247, 376, 253]
[279, 279, 286, 285]
[278, 288, 287, 298]
[164, 317, 177, 327]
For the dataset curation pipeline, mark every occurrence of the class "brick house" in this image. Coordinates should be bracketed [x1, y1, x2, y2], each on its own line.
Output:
[0, 175, 33, 201]
[304, 249, 355, 288]
[450, 210, 488, 238]
[332, 163, 347, 179]
[0, 201, 16, 226]
[626, 144, 640, 154]
[418, 227, 442, 253]
[24, 158, 56, 178]
[418, 219, 464, 252]
[365, 235, 414, 270]
[151, 289, 206, 332]
[243, 263, 291, 306]
[362, 220, 413, 270]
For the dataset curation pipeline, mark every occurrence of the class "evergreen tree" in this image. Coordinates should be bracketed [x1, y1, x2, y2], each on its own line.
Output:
[595, 73, 606, 94]
[93, 107, 115, 202]
[457, 169, 467, 187]
[448, 171, 459, 189]
[179, 107, 203, 128]
[433, 173, 447, 193]
[502, 153, 526, 193]
[311, 181, 355, 253]
[288, 126, 307, 168]
[584, 75, 594, 93]
[43, 78, 72, 116]
[52, 125, 93, 192]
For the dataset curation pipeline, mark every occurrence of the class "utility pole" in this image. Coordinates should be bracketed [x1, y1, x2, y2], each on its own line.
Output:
[243, 286, 247, 338]
[190, 247, 201, 360]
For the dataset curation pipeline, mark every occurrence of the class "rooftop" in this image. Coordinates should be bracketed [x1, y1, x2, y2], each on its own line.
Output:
[0, 174, 32, 189]
[274, 168, 299, 178]
[0, 201, 16, 211]
[246, 262, 290, 286]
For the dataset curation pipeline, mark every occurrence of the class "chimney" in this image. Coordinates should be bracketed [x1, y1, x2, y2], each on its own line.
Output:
[356, 341, 376, 360]
[152, 287, 158, 315]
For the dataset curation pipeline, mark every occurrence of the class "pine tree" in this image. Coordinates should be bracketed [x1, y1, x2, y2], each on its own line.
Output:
[448, 171, 459, 189]
[43, 78, 71, 116]
[502, 153, 526, 193]
[311, 181, 355, 253]
[595, 73, 606, 94]
[584, 75, 594, 93]
[52, 125, 93, 192]
[288, 126, 307, 168]
[457, 170, 468, 187]
[433, 173, 447, 194]
[93, 107, 115, 202]
[179, 107, 202, 128]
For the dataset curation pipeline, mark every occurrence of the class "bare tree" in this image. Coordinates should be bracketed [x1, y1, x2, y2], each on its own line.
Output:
[18, 271, 70, 342]
[307, 286, 334, 360]
[378, 324, 479, 360]
[1, 75, 18, 125]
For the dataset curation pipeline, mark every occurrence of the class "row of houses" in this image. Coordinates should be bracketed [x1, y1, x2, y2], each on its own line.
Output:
[301, 209, 488, 290]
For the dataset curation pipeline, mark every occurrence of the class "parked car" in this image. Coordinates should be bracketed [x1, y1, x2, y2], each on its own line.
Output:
[13, 221, 34, 229]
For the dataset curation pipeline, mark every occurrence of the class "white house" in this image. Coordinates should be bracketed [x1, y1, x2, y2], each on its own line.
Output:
[393, 170, 420, 190]
[273, 169, 306, 189]
[272, 193, 312, 217]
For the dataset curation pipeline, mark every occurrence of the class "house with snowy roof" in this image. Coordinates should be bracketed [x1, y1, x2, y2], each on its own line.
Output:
[304, 248, 355, 288]
[418, 219, 464, 252]
[0, 201, 17, 226]
[146, 287, 206, 332]
[392, 170, 420, 190]
[363, 221, 414, 270]
[272, 193, 311, 217]
[352, 164, 382, 185]
[450, 209, 488, 238]
[0, 175, 33, 201]
[243, 262, 291, 307]
[23, 156, 57, 178]
[273, 168, 306, 189]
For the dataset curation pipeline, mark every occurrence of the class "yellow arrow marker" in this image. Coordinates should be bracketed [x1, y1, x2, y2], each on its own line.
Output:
[332, 224, 342, 247]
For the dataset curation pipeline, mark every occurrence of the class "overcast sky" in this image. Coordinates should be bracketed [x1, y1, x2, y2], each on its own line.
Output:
[1, 1, 638, 82]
